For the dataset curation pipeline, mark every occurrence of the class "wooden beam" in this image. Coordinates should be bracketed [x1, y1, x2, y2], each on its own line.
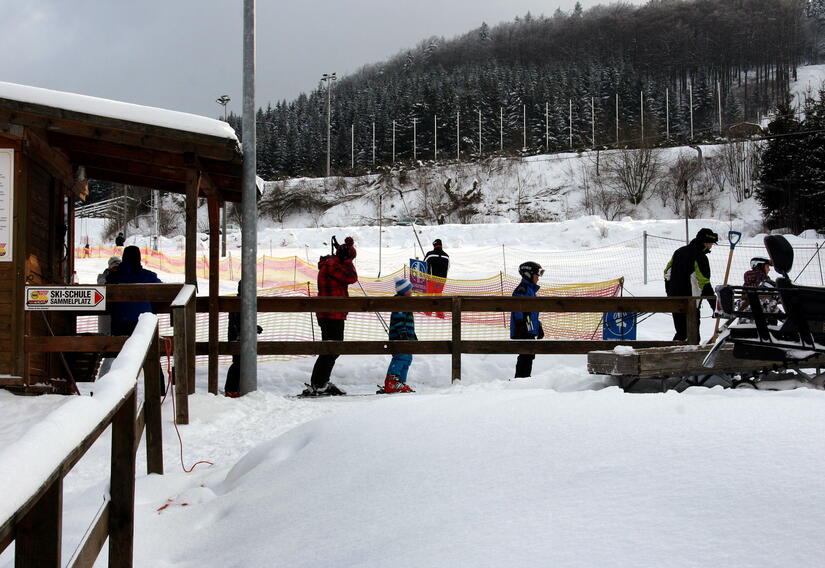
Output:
[172, 306, 190, 424]
[108, 389, 137, 568]
[185, 170, 200, 287]
[14, 475, 62, 568]
[0, 101, 241, 162]
[68, 502, 109, 568]
[452, 297, 462, 382]
[142, 331, 163, 475]
[204, 295, 702, 314]
[194, 339, 679, 357]
[23, 127, 75, 188]
[206, 196, 220, 394]
[24, 336, 127, 353]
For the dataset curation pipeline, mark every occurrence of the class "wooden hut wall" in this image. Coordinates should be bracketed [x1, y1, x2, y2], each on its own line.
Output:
[0, 135, 20, 379]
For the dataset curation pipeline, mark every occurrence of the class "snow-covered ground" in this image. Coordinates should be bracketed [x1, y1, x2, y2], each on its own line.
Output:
[5, 219, 825, 567]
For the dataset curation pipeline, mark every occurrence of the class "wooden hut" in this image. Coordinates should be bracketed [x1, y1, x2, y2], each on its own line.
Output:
[0, 81, 243, 392]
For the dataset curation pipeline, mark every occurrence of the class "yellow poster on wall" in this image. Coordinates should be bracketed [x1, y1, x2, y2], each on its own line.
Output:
[0, 149, 12, 262]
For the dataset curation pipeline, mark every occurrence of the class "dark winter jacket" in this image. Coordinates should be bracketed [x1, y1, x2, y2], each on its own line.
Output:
[423, 247, 450, 278]
[115, 234, 125, 246]
[510, 278, 544, 339]
[106, 262, 162, 327]
[664, 238, 714, 308]
[316, 255, 358, 320]
[389, 298, 417, 341]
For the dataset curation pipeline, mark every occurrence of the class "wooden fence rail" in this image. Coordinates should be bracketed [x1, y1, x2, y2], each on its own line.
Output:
[191, 295, 703, 383]
[1, 314, 163, 568]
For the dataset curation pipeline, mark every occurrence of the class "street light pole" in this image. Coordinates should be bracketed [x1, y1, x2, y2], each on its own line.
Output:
[321, 72, 337, 177]
[216, 95, 231, 257]
[216, 95, 231, 121]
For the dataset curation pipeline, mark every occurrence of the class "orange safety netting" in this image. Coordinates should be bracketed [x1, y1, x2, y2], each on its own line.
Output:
[76, 249, 622, 366]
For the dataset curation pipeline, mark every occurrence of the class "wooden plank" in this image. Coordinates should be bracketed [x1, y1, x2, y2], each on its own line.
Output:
[0, 376, 24, 387]
[208, 296, 703, 314]
[185, 170, 199, 287]
[206, 197, 220, 395]
[142, 331, 163, 475]
[185, 299, 196, 396]
[14, 475, 62, 568]
[587, 351, 642, 376]
[24, 336, 127, 353]
[68, 502, 109, 568]
[108, 389, 136, 568]
[194, 340, 677, 356]
[172, 306, 189, 425]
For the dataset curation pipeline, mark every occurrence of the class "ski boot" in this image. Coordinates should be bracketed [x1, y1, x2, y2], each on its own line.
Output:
[300, 382, 347, 397]
[377, 375, 415, 394]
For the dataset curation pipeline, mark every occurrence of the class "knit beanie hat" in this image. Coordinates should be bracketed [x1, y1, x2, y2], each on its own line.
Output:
[108, 256, 121, 268]
[336, 236, 357, 260]
[395, 277, 413, 295]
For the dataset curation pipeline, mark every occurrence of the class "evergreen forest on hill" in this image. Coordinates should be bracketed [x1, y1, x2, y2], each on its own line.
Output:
[230, 0, 823, 179]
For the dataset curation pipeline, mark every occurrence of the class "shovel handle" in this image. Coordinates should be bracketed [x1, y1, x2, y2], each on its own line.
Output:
[727, 231, 742, 249]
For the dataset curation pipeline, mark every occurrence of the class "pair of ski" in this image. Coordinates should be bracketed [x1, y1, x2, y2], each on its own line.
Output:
[296, 383, 415, 398]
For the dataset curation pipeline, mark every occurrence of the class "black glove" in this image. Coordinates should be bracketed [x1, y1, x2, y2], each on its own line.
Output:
[257, 325, 263, 334]
[537, 324, 544, 340]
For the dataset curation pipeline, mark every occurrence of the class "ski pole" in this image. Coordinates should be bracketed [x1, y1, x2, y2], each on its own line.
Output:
[357, 280, 389, 333]
[711, 230, 741, 341]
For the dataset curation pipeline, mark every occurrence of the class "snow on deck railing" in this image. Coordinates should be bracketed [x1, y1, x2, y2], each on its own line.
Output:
[170, 284, 197, 308]
[0, 313, 158, 525]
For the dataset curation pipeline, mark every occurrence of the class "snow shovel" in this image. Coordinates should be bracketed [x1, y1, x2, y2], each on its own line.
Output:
[710, 230, 742, 342]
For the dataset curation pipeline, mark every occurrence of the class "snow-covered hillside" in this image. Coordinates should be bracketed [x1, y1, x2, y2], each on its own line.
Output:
[261, 145, 764, 232]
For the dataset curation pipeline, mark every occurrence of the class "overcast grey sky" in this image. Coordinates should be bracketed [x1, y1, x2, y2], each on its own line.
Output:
[1, 1, 626, 119]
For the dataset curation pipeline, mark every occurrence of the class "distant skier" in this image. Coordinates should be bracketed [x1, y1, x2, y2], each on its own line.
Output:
[115, 232, 125, 247]
[423, 238, 450, 318]
[303, 236, 358, 397]
[510, 261, 545, 378]
[380, 277, 417, 394]
[224, 280, 263, 398]
[664, 227, 719, 341]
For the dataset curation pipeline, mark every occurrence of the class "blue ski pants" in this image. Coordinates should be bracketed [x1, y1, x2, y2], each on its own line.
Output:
[386, 354, 413, 383]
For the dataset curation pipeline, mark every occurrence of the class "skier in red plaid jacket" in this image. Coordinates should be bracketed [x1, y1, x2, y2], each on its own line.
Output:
[308, 237, 358, 395]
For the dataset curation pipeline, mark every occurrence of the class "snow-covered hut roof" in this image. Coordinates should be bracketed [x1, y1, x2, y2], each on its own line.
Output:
[0, 81, 243, 201]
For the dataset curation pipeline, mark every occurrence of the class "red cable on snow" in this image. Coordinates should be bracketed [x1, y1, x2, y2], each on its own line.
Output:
[161, 337, 213, 473]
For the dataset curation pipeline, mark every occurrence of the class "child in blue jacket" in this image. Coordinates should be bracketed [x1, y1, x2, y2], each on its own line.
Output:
[510, 261, 545, 378]
[382, 278, 417, 393]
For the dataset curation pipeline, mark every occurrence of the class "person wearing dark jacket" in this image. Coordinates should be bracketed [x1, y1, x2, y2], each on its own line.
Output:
[106, 245, 164, 390]
[383, 277, 417, 394]
[423, 239, 450, 318]
[106, 246, 161, 336]
[224, 280, 263, 397]
[115, 232, 125, 247]
[510, 261, 545, 378]
[305, 236, 358, 396]
[664, 227, 719, 341]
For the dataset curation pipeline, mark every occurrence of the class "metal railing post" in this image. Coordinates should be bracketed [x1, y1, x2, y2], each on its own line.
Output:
[643, 230, 648, 285]
[451, 297, 462, 383]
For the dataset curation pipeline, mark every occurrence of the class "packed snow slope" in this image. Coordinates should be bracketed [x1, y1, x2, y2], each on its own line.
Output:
[132, 384, 825, 568]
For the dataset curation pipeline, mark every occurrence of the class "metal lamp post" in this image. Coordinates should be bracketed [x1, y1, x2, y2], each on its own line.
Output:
[321, 73, 337, 177]
[216, 95, 231, 121]
[216, 95, 231, 256]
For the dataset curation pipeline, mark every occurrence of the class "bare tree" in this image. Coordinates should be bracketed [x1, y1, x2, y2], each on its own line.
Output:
[600, 146, 662, 205]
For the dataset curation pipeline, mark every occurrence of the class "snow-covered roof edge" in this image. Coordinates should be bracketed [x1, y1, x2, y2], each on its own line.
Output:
[0, 81, 238, 143]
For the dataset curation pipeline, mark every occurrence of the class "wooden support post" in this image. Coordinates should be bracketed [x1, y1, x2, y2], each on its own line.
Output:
[206, 197, 220, 395]
[142, 330, 163, 475]
[172, 306, 189, 425]
[15, 475, 62, 568]
[451, 297, 462, 383]
[185, 170, 200, 288]
[186, 298, 196, 395]
[108, 389, 137, 568]
[687, 299, 700, 345]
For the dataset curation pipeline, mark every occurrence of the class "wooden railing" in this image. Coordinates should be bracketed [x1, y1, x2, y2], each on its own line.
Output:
[1, 314, 163, 568]
[24, 283, 196, 424]
[192, 295, 702, 383]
